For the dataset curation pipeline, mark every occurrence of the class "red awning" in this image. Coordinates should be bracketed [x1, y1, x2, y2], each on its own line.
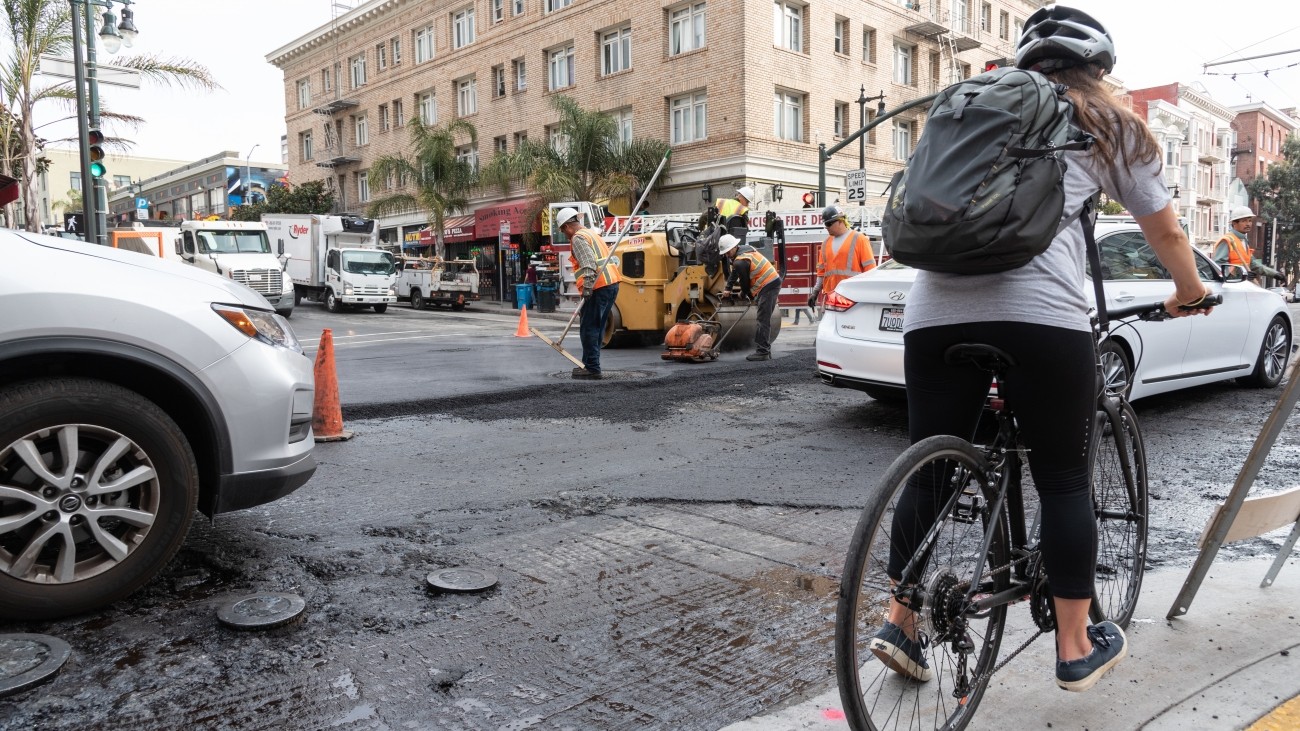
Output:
[443, 215, 477, 243]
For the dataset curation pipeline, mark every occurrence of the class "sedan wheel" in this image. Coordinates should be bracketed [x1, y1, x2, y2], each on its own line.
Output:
[0, 378, 198, 620]
[1098, 338, 1133, 400]
[1241, 316, 1291, 388]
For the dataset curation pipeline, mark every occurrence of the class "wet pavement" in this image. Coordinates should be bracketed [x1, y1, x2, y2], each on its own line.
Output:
[2, 333, 1298, 730]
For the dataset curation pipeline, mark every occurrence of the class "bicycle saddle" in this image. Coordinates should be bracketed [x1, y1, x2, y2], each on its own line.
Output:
[943, 343, 1018, 373]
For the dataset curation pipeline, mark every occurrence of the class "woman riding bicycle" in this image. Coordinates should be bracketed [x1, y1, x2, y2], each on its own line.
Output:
[879, 4, 1214, 693]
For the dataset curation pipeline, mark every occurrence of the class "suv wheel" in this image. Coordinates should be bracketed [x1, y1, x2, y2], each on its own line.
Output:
[0, 378, 199, 621]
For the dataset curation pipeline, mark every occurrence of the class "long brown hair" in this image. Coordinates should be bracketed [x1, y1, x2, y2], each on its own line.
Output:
[1051, 65, 1160, 179]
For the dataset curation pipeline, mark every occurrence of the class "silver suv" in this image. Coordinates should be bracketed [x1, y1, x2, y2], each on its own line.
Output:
[0, 231, 316, 620]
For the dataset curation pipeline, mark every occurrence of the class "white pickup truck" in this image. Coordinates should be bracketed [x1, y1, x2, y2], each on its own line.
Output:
[395, 257, 480, 310]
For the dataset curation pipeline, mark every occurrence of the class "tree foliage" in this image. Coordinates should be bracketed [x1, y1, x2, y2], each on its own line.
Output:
[1247, 135, 1300, 284]
[479, 95, 669, 217]
[365, 117, 477, 259]
[230, 180, 335, 221]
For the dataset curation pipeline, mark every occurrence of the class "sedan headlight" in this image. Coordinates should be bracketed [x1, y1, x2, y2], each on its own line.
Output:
[212, 304, 303, 354]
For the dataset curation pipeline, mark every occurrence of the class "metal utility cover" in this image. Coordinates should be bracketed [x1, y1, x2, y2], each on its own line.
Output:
[0, 634, 72, 698]
[216, 593, 307, 630]
[427, 567, 498, 593]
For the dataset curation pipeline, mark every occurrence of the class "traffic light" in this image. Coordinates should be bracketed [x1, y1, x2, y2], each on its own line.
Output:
[984, 58, 1010, 72]
[802, 192, 815, 209]
[87, 128, 106, 178]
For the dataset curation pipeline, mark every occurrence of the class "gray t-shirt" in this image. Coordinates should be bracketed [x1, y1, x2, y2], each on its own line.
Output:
[903, 135, 1171, 335]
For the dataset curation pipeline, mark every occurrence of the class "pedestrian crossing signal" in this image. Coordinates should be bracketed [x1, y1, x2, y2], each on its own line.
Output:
[802, 192, 815, 209]
[984, 58, 1010, 72]
[88, 129, 106, 178]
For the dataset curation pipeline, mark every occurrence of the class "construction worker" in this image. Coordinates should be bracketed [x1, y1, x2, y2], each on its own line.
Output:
[698, 186, 755, 231]
[1214, 206, 1281, 280]
[809, 204, 877, 307]
[556, 207, 621, 380]
[718, 234, 782, 361]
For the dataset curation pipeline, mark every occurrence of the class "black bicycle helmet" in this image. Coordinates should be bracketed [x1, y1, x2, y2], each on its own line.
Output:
[1015, 4, 1115, 74]
[822, 204, 847, 226]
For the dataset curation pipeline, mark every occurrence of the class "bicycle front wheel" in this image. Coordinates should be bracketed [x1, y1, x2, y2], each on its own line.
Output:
[1089, 399, 1149, 629]
[835, 435, 1008, 731]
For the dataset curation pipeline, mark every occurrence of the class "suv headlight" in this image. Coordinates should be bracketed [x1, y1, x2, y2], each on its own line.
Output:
[212, 304, 303, 354]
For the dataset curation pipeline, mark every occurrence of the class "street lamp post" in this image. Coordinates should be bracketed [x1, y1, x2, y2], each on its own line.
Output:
[69, 0, 139, 245]
[244, 144, 260, 209]
[855, 87, 886, 206]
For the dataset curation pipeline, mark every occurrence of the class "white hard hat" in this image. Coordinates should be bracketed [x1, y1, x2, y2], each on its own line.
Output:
[717, 234, 740, 255]
[735, 186, 756, 204]
[555, 207, 580, 229]
[1229, 205, 1255, 222]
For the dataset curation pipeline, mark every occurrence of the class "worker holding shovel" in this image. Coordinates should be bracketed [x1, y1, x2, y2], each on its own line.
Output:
[556, 207, 621, 380]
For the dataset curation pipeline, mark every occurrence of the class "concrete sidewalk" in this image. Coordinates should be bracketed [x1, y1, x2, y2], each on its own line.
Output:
[723, 554, 1300, 731]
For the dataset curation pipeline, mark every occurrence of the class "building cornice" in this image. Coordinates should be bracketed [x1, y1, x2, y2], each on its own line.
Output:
[1177, 85, 1235, 121]
[1228, 102, 1300, 131]
[267, 0, 408, 68]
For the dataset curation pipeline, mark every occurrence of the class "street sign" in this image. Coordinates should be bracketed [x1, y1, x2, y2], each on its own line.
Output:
[63, 213, 83, 235]
[846, 168, 867, 204]
[135, 197, 149, 220]
[36, 55, 142, 89]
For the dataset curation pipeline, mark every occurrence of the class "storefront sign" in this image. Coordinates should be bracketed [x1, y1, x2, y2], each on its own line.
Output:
[475, 198, 540, 239]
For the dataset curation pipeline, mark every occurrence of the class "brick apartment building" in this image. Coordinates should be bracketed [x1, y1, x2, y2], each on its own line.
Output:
[1229, 101, 1299, 193]
[268, 0, 1042, 268]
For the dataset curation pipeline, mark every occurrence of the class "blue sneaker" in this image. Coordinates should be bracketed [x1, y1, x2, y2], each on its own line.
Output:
[869, 622, 934, 682]
[1056, 621, 1127, 692]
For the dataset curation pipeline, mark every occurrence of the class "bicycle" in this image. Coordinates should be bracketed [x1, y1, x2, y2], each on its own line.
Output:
[833, 294, 1222, 731]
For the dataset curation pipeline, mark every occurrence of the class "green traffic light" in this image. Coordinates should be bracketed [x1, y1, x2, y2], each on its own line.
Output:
[90, 161, 106, 178]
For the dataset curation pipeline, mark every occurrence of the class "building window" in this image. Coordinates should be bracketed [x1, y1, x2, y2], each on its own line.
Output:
[547, 126, 569, 155]
[1165, 138, 1178, 166]
[513, 0, 524, 15]
[455, 144, 478, 171]
[493, 65, 507, 97]
[354, 114, 368, 146]
[357, 173, 370, 203]
[393, 98, 405, 127]
[612, 108, 633, 145]
[415, 26, 434, 63]
[514, 131, 527, 149]
[774, 90, 803, 142]
[1013, 17, 1023, 42]
[453, 7, 475, 49]
[510, 58, 527, 92]
[548, 44, 575, 90]
[70, 171, 81, 192]
[391, 38, 402, 63]
[602, 26, 631, 75]
[862, 26, 876, 63]
[545, 0, 573, 12]
[321, 67, 332, 93]
[379, 103, 390, 131]
[376, 43, 387, 70]
[350, 53, 366, 88]
[893, 43, 913, 85]
[457, 77, 477, 116]
[834, 102, 849, 139]
[494, 135, 508, 153]
[492, 0, 503, 23]
[773, 2, 803, 53]
[834, 17, 848, 55]
[980, 2, 991, 32]
[998, 11, 1008, 40]
[300, 131, 313, 161]
[952, 0, 968, 34]
[670, 91, 706, 144]
[418, 92, 436, 124]
[893, 119, 913, 161]
[296, 79, 310, 109]
[669, 2, 706, 55]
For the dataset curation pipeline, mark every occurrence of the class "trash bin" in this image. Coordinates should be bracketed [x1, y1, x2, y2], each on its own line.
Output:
[537, 285, 558, 313]
[514, 283, 533, 310]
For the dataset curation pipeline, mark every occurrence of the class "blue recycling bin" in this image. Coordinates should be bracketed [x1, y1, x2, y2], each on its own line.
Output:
[514, 283, 534, 310]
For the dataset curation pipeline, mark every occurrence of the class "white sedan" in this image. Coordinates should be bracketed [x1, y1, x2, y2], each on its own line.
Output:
[815, 221, 1294, 402]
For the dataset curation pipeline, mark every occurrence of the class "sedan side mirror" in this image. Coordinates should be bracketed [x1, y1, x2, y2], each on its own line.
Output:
[1222, 264, 1249, 283]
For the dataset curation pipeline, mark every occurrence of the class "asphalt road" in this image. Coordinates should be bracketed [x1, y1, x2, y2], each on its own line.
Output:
[2, 302, 1297, 730]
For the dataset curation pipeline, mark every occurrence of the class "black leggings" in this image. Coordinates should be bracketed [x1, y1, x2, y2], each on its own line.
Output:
[891, 322, 1097, 600]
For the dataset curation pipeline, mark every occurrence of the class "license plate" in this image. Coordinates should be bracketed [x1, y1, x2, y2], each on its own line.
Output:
[879, 306, 905, 332]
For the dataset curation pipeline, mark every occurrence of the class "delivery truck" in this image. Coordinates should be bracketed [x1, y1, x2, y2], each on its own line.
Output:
[264, 214, 397, 313]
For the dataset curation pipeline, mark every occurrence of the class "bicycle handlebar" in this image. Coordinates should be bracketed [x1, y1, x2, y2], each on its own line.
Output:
[1105, 293, 1223, 323]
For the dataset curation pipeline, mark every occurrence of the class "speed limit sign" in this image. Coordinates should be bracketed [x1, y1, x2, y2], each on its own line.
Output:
[846, 168, 867, 203]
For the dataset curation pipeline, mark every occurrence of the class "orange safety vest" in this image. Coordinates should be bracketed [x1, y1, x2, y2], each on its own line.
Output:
[715, 198, 749, 220]
[568, 228, 622, 290]
[737, 249, 779, 292]
[1217, 230, 1253, 268]
[816, 230, 877, 294]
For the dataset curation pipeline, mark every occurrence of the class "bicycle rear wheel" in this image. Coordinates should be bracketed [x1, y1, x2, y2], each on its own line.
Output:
[1089, 399, 1149, 629]
[835, 435, 1009, 731]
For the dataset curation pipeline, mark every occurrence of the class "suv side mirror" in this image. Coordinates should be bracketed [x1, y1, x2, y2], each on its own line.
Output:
[1222, 263, 1248, 283]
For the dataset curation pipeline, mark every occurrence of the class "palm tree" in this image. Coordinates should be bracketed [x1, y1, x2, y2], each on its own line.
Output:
[366, 117, 477, 260]
[479, 95, 670, 217]
[1, 0, 218, 231]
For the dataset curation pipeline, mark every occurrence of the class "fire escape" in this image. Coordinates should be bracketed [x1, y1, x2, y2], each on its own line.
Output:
[903, 1, 983, 88]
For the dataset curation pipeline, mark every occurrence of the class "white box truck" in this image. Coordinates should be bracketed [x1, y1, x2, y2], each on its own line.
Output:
[108, 219, 296, 317]
[264, 214, 397, 313]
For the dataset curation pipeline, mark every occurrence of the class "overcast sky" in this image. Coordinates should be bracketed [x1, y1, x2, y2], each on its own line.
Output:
[31, 0, 1300, 165]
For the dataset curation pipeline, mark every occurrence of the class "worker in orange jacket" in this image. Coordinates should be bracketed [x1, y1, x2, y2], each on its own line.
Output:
[1214, 206, 1280, 279]
[809, 204, 877, 307]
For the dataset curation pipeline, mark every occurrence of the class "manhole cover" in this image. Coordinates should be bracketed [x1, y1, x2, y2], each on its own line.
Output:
[427, 567, 498, 593]
[549, 369, 656, 381]
[216, 593, 307, 630]
[0, 634, 71, 698]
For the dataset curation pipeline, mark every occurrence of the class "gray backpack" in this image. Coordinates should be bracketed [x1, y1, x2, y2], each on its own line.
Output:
[883, 67, 1093, 274]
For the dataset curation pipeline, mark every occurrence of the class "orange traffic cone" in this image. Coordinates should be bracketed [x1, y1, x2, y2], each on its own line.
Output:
[312, 328, 353, 442]
[514, 307, 531, 337]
